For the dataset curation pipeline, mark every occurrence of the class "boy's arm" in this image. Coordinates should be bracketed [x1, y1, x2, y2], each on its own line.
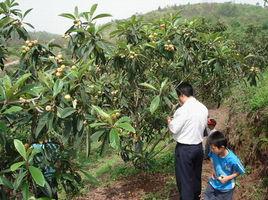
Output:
[209, 158, 217, 179]
[217, 172, 240, 184]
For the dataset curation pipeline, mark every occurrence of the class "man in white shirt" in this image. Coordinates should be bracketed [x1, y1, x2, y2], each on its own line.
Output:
[167, 82, 208, 200]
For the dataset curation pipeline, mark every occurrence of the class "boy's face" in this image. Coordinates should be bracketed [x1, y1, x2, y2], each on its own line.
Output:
[208, 125, 215, 130]
[210, 144, 225, 155]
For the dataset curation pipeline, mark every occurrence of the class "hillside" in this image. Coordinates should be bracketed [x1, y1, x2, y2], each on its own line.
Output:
[143, 3, 268, 26]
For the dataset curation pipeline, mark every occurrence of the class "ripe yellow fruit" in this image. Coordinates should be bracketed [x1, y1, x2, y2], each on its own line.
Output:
[57, 59, 63, 63]
[115, 112, 120, 117]
[25, 40, 30, 44]
[19, 97, 26, 103]
[56, 67, 63, 72]
[60, 65, 66, 69]
[57, 54, 63, 59]
[160, 24, 165, 29]
[64, 94, 71, 100]
[71, 65, 77, 70]
[22, 50, 26, 53]
[33, 40, 38, 44]
[27, 42, 33, 47]
[55, 72, 62, 77]
[25, 47, 30, 51]
[45, 105, 52, 111]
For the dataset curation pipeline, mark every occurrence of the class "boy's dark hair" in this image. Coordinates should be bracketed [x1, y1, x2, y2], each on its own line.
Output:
[175, 82, 194, 97]
[208, 131, 227, 148]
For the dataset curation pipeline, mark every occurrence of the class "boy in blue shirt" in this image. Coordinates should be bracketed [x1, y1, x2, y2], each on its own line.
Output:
[204, 131, 245, 200]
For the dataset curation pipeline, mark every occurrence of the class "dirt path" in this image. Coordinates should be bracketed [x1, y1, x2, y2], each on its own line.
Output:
[75, 107, 262, 200]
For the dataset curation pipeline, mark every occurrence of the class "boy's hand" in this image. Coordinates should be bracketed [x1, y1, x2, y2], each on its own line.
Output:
[211, 172, 216, 179]
[217, 175, 229, 184]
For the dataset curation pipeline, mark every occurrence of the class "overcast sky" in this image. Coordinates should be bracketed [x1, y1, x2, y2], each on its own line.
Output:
[15, 0, 261, 34]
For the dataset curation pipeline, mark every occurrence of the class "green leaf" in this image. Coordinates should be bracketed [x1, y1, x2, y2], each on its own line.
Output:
[10, 161, 25, 171]
[91, 105, 112, 123]
[35, 112, 49, 138]
[0, 176, 14, 189]
[89, 122, 107, 128]
[117, 122, 135, 133]
[13, 171, 27, 190]
[13, 73, 31, 91]
[96, 41, 108, 50]
[14, 139, 27, 161]
[109, 128, 120, 149]
[90, 130, 105, 142]
[57, 107, 76, 118]
[0, 121, 7, 132]
[23, 84, 44, 96]
[150, 95, 160, 114]
[160, 78, 168, 94]
[89, 4, 98, 17]
[92, 13, 112, 21]
[53, 79, 64, 97]
[28, 148, 42, 163]
[23, 8, 33, 18]
[29, 166, 45, 187]
[22, 182, 29, 200]
[74, 6, 79, 18]
[115, 116, 131, 125]
[3, 106, 23, 114]
[139, 83, 157, 91]
[59, 13, 76, 20]
[0, 85, 6, 101]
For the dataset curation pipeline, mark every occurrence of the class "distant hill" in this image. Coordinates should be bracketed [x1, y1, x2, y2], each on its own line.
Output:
[102, 2, 268, 43]
[142, 2, 268, 28]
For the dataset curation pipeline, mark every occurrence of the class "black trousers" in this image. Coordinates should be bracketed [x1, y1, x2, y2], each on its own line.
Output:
[175, 142, 203, 200]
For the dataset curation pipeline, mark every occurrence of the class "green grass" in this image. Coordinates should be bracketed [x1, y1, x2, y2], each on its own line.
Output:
[225, 70, 268, 112]
[249, 71, 268, 110]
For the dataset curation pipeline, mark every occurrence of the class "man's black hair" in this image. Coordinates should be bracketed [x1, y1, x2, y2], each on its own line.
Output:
[175, 82, 194, 97]
[207, 131, 227, 148]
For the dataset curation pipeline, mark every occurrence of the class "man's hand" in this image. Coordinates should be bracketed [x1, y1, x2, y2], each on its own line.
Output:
[167, 116, 172, 124]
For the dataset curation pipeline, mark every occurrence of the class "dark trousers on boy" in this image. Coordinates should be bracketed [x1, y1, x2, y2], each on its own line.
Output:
[204, 183, 234, 200]
[175, 142, 203, 200]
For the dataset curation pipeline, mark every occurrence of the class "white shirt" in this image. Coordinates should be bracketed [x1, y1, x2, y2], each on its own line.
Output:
[168, 97, 208, 145]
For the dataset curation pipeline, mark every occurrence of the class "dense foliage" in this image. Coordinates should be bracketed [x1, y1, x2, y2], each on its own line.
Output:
[0, 1, 267, 199]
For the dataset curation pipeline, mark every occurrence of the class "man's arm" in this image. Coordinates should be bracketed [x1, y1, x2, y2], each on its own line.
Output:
[167, 109, 186, 135]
